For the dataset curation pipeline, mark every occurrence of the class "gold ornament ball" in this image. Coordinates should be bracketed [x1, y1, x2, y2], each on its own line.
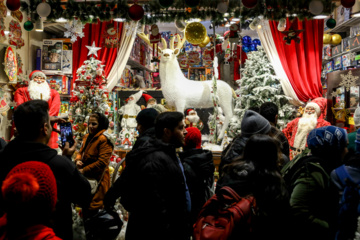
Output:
[185, 22, 207, 45]
[199, 35, 210, 47]
[331, 34, 342, 45]
[109, 166, 114, 175]
[323, 34, 332, 44]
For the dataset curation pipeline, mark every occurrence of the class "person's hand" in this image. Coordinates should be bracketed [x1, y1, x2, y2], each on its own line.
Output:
[50, 116, 66, 134]
[79, 169, 84, 174]
[76, 160, 83, 168]
[61, 140, 77, 157]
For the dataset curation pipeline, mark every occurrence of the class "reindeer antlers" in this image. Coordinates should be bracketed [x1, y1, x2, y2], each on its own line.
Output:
[170, 34, 186, 50]
[137, 32, 186, 51]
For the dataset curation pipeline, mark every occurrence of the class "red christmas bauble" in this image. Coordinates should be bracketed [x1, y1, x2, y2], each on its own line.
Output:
[6, 0, 20, 11]
[80, 90, 84, 93]
[105, 111, 109, 115]
[90, 86, 94, 89]
[73, 125, 79, 131]
[341, 0, 355, 8]
[83, 123, 88, 127]
[241, 0, 258, 8]
[70, 120, 74, 123]
[116, 157, 121, 163]
[128, 4, 144, 21]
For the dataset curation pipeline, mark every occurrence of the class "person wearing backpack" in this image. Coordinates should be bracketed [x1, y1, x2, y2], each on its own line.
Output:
[282, 126, 348, 240]
[331, 127, 360, 240]
[198, 134, 290, 240]
[178, 127, 214, 226]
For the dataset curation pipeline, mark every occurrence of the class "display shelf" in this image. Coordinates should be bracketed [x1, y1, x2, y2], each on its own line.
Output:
[322, 46, 360, 65]
[325, 17, 360, 34]
[127, 58, 155, 73]
[60, 94, 71, 98]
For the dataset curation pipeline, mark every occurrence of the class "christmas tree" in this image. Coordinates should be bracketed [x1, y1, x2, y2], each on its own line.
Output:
[228, 46, 295, 138]
[69, 55, 114, 150]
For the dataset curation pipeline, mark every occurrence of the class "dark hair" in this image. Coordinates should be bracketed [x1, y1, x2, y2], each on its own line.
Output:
[89, 112, 109, 133]
[13, 100, 49, 140]
[243, 134, 279, 170]
[259, 102, 278, 124]
[155, 112, 184, 139]
[136, 108, 159, 130]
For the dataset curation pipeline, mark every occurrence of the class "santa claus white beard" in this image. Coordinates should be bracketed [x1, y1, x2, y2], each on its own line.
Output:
[293, 113, 318, 149]
[147, 102, 156, 108]
[28, 80, 51, 102]
[187, 114, 200, 123]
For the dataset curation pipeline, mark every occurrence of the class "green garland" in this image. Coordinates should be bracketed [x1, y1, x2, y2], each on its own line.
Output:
[20, 0, 334, 25]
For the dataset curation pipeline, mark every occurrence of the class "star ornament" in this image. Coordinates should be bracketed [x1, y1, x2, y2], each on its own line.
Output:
[86, 42, 102, 57]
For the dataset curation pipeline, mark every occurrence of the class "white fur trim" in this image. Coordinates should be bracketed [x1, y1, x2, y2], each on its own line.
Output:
[305, 102, 320, 116]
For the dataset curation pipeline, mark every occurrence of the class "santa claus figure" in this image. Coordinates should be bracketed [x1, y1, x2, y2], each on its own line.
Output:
[118, 90, 142, 129]
[185, 109, 204, 131]
[282, 97, 331, 159]
[141, 93, 167, 113]
[14, 70, 60, 149]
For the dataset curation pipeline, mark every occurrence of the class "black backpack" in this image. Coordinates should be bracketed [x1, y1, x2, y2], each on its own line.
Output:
[334, 165, 360, 240]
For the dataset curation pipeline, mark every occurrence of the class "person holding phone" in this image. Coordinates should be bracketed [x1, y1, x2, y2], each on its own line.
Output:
[74, 112, 114, 237]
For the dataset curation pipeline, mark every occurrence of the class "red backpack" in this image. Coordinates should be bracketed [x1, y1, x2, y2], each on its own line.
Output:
[193, 186, 257, 240]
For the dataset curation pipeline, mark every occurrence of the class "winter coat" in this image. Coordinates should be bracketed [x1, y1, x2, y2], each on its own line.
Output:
[132, 127, 156, 150]
[0, 137, 91, 240]
[116, 138, 191, 240]
[178, 148, 214, 225]
[0, 215, 61, 240]
[219, 134, 248, 175]
[75, 129, 114, 210]
[281, 155, 339, 240]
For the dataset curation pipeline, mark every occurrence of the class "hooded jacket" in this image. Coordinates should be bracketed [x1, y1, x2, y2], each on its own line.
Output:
[105, 138, 190, 240]
[219, 134, 248, 174]
[0, 137, 91, 240]
[178, 148, 214, 225]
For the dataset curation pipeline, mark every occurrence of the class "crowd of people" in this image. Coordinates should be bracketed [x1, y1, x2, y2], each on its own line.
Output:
[1, 92, 360, 240]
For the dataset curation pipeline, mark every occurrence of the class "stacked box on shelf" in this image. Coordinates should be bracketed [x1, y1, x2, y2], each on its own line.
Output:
[47, 75, 71, 95]
[323, 45, 332, 60]
[334, 56, 342, 70]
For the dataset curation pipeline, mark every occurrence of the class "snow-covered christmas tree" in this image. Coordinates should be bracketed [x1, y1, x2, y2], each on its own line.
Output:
[69, 43, 114, 150]
[228, 46, 295, 138]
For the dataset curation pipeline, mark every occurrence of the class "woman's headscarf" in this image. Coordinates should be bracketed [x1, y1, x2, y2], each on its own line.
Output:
[92, 112, 109, 133]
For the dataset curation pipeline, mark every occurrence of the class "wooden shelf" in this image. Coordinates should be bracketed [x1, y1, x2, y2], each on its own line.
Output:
[325, 17, 360, 33]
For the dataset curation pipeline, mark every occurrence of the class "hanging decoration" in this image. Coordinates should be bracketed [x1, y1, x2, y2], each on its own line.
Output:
[217, 1, 228, 14]
[24, 19, 34, 31]
[341, 0, 355, 9]
[332, 102, 351, 122]
[326, 17, 336, 29]
[249, 17, 260, 30]
[175, 20, 185, 32]
[149, 24, 161, 62]
[128, 3, 144, 21]
[158, 0, 174, 8]
[11, 10, 22, 22]
[102, 23, 121, 48]
[0, 0, 7, 18]
[185, 0, 200, 8]
[309, 0, 324, 15]
[0, 96, 9, 116]
[0, 17, 6, 43]
[6, 0, 20, 11]
[281, 28, 304, 45]
[64, 19, 85, 43]
[4, 46, 17, 83]
[8, 20, 24, 48]
[199, 35, 210, 47]
[228, 24, 240, 44]
[331, 88, 341, 98]
[339, 71, 359, 92]
[36, 2, 51, 18]
[185, 22, 207, 45]
[241, 0, 258, 9]
[323, 33, 332, 44]
[331, 34, 342, 45]
[277, 18, 286, 32]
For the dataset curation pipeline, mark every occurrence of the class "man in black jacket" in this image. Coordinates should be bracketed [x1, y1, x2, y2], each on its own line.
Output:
[0, 100, 91, 240]
[104, 111, 191, 240]
[132, 108, 158, 149]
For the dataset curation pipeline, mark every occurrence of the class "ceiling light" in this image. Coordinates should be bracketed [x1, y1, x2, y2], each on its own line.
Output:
[224, 13, 229, 17]
[35, 19, 43, 32]
[353, 12, 360, 17]
[55, 18, 67, 23]
[114, 18, 126, 22]
[185, 18, 201, 23]
[225, 23, 231, 27]
[230, 21, 236, 24]
[313, 15, 328, 19]
[232, 18, 240, 21]
[4, 31, 9, 35]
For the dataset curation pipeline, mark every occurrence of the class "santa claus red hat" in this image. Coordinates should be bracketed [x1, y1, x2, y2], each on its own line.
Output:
[29, 70, 46, 80]
[186, 108, 195, 116]
[305, 97, 327, 118]
[185, 127, 202, 149]
[142, 93, 155, 103]
[224, 30, 230, 38]
[2, 161, 57, 216]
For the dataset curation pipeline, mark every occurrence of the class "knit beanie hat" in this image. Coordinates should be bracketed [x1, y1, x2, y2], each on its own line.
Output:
[2, 161, 57, 216]
[241, 110, 271, 137]
[184, 127, 202, 149]
[354, 107, 360, 127]
[29, 70, 46, 80]
[307, 126, 348, 152]
[136, 108, 159, 129]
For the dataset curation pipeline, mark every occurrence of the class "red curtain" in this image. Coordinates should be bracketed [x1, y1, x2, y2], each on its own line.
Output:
[72, 20, 123, 87]
[269, 18, 324, 102]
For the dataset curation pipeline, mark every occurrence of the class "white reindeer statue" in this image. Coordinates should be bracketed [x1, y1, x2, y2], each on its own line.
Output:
[138, 32, 235, 140]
